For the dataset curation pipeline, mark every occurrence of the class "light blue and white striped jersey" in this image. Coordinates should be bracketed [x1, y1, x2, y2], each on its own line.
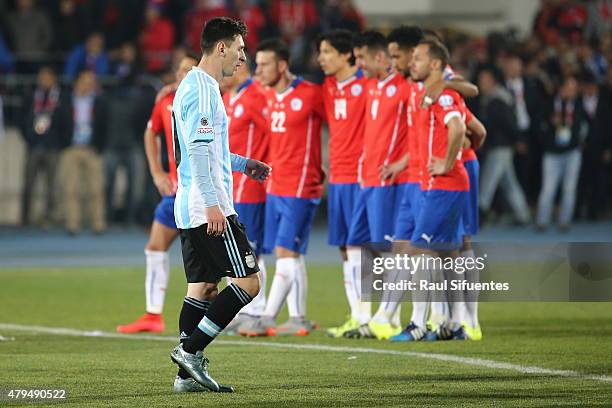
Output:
[172, 67, 242, 229]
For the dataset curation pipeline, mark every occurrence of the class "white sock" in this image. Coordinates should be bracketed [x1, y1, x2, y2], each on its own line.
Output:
[263, 257, 297, 318]
[447, 261, 467, 331]
[429, 261, 449, 327]
[342, 260, 359, 321]
[462, 249, 480, 328]
[144, 250, 170, 314]
[287, 255, 307, 318]
[410, 301, 428, 329]
[239, 257, 267, 316]
[410, 255, 431, 329]
[373, 253, 414, 326]
[372, 303, 392, 325]
[347, 247, 371, 324]
[391, 303, 402, 327]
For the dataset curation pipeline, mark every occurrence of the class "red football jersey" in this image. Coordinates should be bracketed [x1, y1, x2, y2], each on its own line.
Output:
[362, 72, 410, 187]
[459, 101, 477, 162]
[147, 91, 178, 193]
[322, 70, 367, 184]
[223, 79, 269, 203]
[406, 80, 426, 183]
[442, 65, 478, 162]
[264, 77, 325, 198]
[415, 89, 469, 191]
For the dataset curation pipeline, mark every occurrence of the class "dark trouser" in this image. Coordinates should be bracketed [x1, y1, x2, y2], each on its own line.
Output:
[104, 148, 140, 224]
[514, 131, 542, 204]
[21, 147, 58, 225]
[577, 146, 611, 219]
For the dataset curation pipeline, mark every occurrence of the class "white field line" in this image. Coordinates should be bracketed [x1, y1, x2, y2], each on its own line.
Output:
[1, 323, 611, 384]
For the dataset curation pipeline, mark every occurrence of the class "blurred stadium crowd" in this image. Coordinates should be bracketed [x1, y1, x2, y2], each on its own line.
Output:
[0, 0, 611, 233]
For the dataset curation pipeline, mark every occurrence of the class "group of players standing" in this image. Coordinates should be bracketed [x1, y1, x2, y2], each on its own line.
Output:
[118, 23, 487, 347]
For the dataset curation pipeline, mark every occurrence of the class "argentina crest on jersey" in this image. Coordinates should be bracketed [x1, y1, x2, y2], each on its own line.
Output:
[196, 116, 214, 135]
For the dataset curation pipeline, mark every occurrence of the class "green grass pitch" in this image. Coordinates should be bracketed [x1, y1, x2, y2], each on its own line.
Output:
[1, 265, 611, 407]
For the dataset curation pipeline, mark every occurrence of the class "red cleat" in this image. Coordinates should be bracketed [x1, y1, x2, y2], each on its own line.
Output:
[117, 313, 165, 334]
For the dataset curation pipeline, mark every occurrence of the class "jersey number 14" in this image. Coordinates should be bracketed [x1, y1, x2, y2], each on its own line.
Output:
[334, 98, 347, 120]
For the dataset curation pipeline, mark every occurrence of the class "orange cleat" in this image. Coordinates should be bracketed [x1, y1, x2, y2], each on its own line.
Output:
[238, 317, 276, 337]
[117, 313, 165, 334]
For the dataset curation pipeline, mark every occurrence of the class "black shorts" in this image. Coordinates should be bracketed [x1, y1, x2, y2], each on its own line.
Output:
[179, 215, 259, 283]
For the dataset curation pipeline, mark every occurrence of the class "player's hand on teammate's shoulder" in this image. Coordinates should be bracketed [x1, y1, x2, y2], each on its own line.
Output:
[428, 156, 449, 176]
[205, 205, 227, 236]
[245, 159, 271, 182]
[422, 79, 446, 107]
[153, 171, 174, 196]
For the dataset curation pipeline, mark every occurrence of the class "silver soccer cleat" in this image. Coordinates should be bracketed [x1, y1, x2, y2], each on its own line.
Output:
[173, 376, 235, 393]
[170, 344, 220, 392]
[173, 376, 208, 393]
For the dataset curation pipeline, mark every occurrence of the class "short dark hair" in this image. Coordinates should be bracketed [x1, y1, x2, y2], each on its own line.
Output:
[387, 25, 424, 50]
[422, 28, 442, 42]
[256, 38, 290, 63]
[354, 30, 387, 53]
[200, 17, 247, 55]
[419, 39, 450, 69]
[506, 51, 525, 63]
[38, 65, 57, 76]
[317, 29, 355, 65]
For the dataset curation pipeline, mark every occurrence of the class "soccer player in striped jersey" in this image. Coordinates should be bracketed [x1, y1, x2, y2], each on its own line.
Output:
[117, 53, 199, 337]
[239, 39, 325, 337]
[342, 30, 410, 340]
[169, 17, 271, 392]
[317, 29, 369, 337]
[222, 62, 270, 334]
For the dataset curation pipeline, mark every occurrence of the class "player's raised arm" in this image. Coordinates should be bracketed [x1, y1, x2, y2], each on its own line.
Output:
[423, 74, 479, 105]
[421, 52, 479, 103]
[445, 75, 479, 98]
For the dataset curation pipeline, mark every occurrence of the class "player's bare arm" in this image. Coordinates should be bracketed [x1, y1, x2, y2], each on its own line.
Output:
[155, 81, 178, 103]
[428, 116, 465, 176]
[466, 115, 487, 150]
[424, 76, 479, 105]
[380, 153, 409, 182]
[144, 127, 173, 196]
[204, 205, 226, 236]
[245, 159, 271, 182]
